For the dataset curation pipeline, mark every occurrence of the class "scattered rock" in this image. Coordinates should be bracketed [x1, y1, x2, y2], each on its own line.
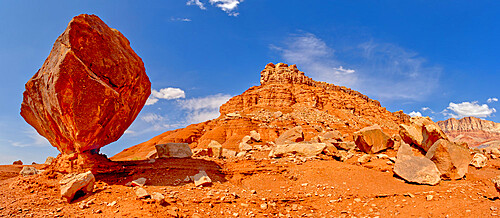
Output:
[131, 178, 147, 187]
[333, 141, 356, 151]
[335, 150, 355, 162]
[399, 124, 423, 148]
[19, 166, 39, 177]
[13, 160, 23, 165]
[269, 142, 327, 158]
[145, 150, 157, 159]
[393, 143, 441, 185]
[491, 175, 500, 192]
[323, 144, 338, 156]
[151, 192, 165, 203]
[236, 151, 247, 158]
[250, 130, 261, 142]
[192, 170, 212, 187]
[192, 148, 209, 157]
[260, 203, 268, 210]
[470, 153, 488, 168]
[425, 139, 471, 180]
[276, 126, 304, 145]
[426, 195, 434, 201]
[44, 156, 55, 165]
[60, 171, 95, 202]
[207, 140, 223, 158]
[239, 141, 252, 152]
[354, 125, 394, 154]
[135, 187, 150, 199]
[155, 143, 192, 158]
[222, 149, 237, 158]
[357, 154, 371, 164]
[376, 154, 389, 159]
[20, 14, 151, 154]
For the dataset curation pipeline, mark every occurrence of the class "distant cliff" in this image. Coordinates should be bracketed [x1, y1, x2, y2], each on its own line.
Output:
[437, 117, 500, 147]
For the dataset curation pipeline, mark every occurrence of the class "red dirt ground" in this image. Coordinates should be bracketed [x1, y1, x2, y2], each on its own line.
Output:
[1, 149, 500, 217]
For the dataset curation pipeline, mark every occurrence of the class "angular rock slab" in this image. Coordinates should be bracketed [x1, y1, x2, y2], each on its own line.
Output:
[426, 139, 471, 180]
[155, 143, 193, 158]
[60, 171, 95, 202]
[269, 142, 327, 158]
[276, 126, 304, 145]
[399, 117, 448, 152]
[191, 170, 212, 187]
[20, 14, 151, 154]
[393, 143, 441, 185]
[354, 125, 394, 154]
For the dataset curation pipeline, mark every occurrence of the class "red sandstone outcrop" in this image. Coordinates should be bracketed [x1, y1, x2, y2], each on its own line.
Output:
[113, 63, 409, 161]
[437, 117, 500, 147]
[20, 14, 151, 154]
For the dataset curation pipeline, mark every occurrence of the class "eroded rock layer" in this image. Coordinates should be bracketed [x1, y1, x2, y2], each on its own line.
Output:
[437, 117, 500, 147]
[21, 14, 151, 154]
[113, 63, 409, 161]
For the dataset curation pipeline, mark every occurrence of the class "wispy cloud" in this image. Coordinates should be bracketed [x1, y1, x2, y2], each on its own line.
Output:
[487, 97, 498, 103]
[187, 0, 206, 10]
[272, 33, 441, 101]
[442, 101, 496, 119]
[171, 17, 192, 22]
[177, 94, 232, 123]
[10, 129, 50, 148]
[271, 33, 358, 88]
[146, 87, 186, 106]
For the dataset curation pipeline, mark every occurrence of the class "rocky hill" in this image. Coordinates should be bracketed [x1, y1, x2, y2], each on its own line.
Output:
[112, 63, 410, 160]
[437, 117, 500, 147]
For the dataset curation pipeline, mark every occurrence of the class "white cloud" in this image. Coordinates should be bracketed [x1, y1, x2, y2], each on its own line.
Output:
[487, 98, 498, 103]
[145, 97, 158, 106]
[443, 101, 496, 119]
[171, 17, 192, 22]
[271, 33, 358, 87]
[140, 113, 165, 123]
[187, 0, 206, 10]
[178, 94, 232, 123]
[421, 107, 431, 111]
[408, 111, 422, 117]
[209, 0, 242, 16]
[146, 87, 186, 106]
[333, 66, 355, 74]
[272, 33, 441, 101]
[152, 88, 186, 100]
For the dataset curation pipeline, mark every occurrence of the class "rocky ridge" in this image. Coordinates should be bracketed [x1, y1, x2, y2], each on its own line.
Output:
[113, 63, 410, 161]
[437, 117, 500, 147]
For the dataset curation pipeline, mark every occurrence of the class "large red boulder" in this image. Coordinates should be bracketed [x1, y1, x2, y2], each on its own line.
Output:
[20, 14, 151, 154]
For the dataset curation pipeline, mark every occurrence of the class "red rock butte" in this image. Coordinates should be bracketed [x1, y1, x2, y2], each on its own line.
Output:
[21, 14, 151, 154]
[113, 62, 410, 161]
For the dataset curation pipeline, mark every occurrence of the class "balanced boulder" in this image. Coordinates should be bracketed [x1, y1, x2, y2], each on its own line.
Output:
[354, 125, 394, 154]
[20, 14, 151, 154]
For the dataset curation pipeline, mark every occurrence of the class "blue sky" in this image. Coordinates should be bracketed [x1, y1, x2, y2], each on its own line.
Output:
[0, 1, 498, 164]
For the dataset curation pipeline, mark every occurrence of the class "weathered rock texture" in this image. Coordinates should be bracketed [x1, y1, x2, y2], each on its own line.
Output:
[112, 63, 409, 161]
[400, 117, 448, 152]
[437, 117, 500, 148]
[20, 14, 151, 154]
[425, 139, 471, 180]
[393, 143, 441, 185]
[60, 171, 95, 202]
[354, 125, 394, 154]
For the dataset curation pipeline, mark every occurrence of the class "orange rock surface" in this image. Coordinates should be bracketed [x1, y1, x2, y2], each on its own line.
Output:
[20, 14, 151, 154]
[113, 63, 409, 161]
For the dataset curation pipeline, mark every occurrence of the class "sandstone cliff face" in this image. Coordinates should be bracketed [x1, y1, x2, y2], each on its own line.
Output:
[112, 63, 409, 161]
[437, 117, 500, 147]
[21, 14, 151, 154]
